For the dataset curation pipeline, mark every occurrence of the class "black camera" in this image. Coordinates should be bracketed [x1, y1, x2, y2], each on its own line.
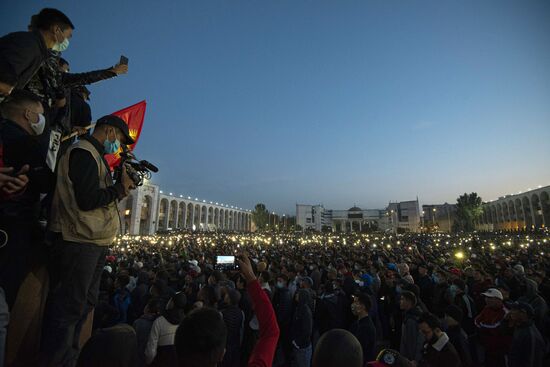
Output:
[113, 146, 158, 187]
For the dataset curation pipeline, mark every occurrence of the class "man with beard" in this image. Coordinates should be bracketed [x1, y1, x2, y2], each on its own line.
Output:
[417, 312, 461, 367]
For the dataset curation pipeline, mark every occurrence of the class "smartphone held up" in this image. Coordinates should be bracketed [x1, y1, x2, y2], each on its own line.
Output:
[215, 255, 239, 271]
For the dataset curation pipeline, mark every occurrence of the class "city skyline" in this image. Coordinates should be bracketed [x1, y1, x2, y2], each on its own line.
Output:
[2, 0, 549, 214]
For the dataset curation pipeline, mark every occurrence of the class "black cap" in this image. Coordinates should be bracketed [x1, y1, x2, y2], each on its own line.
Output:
[96, 115, 135, 145]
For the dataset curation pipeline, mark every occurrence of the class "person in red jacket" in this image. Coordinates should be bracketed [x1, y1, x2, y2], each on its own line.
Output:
[175, 254, 279, 367]
[474, 288, 512, 367]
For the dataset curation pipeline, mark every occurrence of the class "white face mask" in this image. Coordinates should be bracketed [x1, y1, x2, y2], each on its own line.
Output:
[30, 113, 46, 135]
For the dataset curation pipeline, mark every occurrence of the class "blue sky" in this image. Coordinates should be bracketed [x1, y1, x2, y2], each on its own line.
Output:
[2, 0, 550, 214]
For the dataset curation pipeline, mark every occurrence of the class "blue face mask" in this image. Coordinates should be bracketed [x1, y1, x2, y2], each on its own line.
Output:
[52, 38, 69, 52]
[52, 28, 70, 52]
[103, 130, 121, 154]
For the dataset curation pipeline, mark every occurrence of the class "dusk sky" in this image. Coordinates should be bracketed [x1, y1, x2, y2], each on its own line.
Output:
[2, 1, 549, 214]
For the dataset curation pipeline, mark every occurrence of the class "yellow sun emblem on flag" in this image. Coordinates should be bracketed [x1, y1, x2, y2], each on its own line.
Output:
[112, 129, 139, 158]
[129, 128, 139, 140]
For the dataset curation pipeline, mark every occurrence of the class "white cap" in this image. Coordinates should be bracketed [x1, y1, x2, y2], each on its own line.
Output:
[189, 260, 198, 266]
[103, 265, 112, 274]
[481, 288, 503, 300]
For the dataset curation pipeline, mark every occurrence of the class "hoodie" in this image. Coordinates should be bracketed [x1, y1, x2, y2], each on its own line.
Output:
[518, 278, 548, 333]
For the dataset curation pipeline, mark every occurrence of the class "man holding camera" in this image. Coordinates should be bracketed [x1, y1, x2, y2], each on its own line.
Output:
[41, 115, 135, 367]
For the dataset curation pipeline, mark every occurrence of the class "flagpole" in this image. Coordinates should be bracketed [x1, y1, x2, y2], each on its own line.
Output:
[61, 122, 96, 142]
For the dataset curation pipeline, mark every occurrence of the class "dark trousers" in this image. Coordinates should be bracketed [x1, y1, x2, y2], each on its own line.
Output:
[0, 217, 45, 308]
[40, 236, 107, 367]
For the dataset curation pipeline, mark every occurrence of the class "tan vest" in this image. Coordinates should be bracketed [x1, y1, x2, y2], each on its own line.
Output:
[49, 139, 119, 245]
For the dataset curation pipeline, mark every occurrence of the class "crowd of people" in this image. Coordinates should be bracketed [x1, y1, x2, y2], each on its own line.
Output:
[1, 6, 550, 367]
[81, 230, 548, 367]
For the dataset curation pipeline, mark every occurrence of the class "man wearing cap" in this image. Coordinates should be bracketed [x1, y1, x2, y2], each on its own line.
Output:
[506, 302, 545, 367]
[41, 114, 135, 366]
[474, 288, 511, 367]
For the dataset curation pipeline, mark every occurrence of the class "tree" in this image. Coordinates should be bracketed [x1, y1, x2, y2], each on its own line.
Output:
[252, 203, 270, 231]
[321, 225, 333, 233]
[455, 192, 483, 232]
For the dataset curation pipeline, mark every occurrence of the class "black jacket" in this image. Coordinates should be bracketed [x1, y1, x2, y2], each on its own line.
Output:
[315, 289, 348, 334]
[291, 289, 313, 348]
[65, 135, 124, 211]
[350, 315, 377, 362]
[0, 118, 53, 218]
[416, 274, 435, 309]
[69, 90, 92, 127]
[0, 31, 49, 89]
[273, 286, 293, 330]
[446, 325, 472, 367]
[508, 321, 545, 367]
[222, 305, 244, 349]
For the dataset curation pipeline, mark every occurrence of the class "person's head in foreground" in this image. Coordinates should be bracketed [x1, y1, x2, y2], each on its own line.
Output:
[76, 324, 137, 367]
[312, 329, 363, 367]
[175, 307, 227, 367]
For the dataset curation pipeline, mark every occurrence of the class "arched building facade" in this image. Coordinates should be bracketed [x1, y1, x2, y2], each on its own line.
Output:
[118, 181, 253, 235]
[476, 185, 550, 231]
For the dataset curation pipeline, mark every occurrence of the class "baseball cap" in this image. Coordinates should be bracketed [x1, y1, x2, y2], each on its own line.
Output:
[368, 349, 408, 367]
[481, 288, 503, 300]
[96, 115, 135, 145]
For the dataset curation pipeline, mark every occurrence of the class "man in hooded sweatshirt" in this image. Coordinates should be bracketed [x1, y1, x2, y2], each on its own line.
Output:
[291, 288, 313, 367]
[517, 277, 548, 334]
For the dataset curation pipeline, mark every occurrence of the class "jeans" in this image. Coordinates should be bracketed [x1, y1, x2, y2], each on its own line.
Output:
[40, 236, 108, 367]
[291, 344, 312, 367]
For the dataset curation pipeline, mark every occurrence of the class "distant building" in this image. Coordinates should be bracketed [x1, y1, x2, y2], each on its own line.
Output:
[387, 200, 422, 233]
[477, 185, 550, 231]
[296, 199, 421, 233]
[422, 203, 457, 233]
[296, 204, 331, 231]
[118, 180, 252, 235]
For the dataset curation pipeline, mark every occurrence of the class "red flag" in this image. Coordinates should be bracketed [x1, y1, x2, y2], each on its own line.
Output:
[105, 100, 147, 170]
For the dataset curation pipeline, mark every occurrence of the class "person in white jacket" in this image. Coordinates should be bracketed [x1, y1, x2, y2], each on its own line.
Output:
[145, 292, 187, 366]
